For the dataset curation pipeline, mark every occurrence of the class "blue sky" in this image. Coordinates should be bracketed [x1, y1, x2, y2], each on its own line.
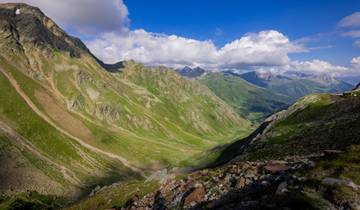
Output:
[2, 0, 360, 76]
[125, 0, 359, 65]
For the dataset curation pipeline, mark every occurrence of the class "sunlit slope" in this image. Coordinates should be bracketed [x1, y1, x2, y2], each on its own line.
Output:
[200, 72, 290, 122]
[0, 3, 252, 197]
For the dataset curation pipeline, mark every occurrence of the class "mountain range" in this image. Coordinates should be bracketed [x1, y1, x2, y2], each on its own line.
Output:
[177, 66, 353, 121]
[0, 3, 359, 210]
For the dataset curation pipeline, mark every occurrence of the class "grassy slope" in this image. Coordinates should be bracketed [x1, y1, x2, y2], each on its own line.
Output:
[0, 47, 252, 200]
[0, 4, 254, 207]
[200, 73, 291, 122]
[211, 88, 360, 168]
[66, 180, 159, 210]
[35, 54, 251, 167]
[0, 66, 138, 195]
[244, 92, 360, 160]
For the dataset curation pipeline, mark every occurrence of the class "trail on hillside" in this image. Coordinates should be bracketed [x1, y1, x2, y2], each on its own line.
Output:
[0, 68, 145, 177]
[0, 120, 81, 185]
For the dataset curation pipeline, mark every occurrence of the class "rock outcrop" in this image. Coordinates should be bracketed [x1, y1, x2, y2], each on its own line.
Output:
[123, 154, 360, 210]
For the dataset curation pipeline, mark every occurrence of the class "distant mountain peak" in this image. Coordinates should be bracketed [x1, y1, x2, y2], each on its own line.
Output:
[176, 66, 206, 78]
[256, 71, 274, 80]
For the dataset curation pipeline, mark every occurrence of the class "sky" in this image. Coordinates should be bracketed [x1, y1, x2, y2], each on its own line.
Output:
[1, 0, 360, 77]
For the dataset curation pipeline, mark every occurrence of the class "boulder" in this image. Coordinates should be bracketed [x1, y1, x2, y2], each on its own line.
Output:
[264, 161, 289, 173]
[237, 177, 246, 188]
[323, 150, 343, 157]
[276, 182, 288, 195]
[322, 178, 359, 190]
[183, 186, 206, 207]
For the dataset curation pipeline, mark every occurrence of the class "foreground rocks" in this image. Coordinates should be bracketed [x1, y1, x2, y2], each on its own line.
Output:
[118, 154, 360, 210]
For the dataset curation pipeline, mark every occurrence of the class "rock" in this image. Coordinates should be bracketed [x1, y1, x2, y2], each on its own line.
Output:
[322, 178, 359, 190]
[237, 177, 246, 188]
[261, 180, 270, 187]
[276, 182, 288, 195]
[264, 161, 289, 173]
[95, 103, 121, 122]
[153, 191, 166, 210]
[323, 150, 343, 157]
[183, 186, 206, 207]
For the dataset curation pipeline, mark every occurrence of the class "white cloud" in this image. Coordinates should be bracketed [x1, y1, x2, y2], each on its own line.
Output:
[87, 29, 305, 70]
[339, 12, 360, 28]
[289, 60, 349, 76]
[218, 30, 305, 68]
[0, 0, 129, 34]
[2, 1, 355, 76]
[352, 56, 360, 69]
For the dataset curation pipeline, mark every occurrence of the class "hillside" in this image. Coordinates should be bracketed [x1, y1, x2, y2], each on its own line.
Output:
[0, 2, 252, 202]
[178, 69, 352, 123]
[200, 72, 291, 122]
[114, 87, 360, 210]
[214, 89, 360, 164]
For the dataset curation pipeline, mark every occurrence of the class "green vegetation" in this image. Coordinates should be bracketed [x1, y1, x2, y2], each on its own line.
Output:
[234, 92, 360, 160]
[200, 73, 290, 122]
[67, 180, 159, 210]
[0, 3, 253, 202]
[309, 145, 360, 185]
[0, 192, 68, 210]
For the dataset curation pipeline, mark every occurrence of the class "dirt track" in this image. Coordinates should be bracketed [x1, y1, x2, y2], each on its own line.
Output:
[0, 68, 144, 176]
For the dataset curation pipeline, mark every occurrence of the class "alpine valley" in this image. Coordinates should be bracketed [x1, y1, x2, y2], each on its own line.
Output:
[0, 3, 359, 210]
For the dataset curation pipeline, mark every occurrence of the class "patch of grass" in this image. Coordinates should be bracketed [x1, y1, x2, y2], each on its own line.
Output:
[308, 145, 360, 185]
[67, 180, 158, 210]
[0, 191, 69, 210]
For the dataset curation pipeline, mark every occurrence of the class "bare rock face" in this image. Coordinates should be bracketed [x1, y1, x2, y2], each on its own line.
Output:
[0, 3, 89, 57]
[95, 103, 121, 122]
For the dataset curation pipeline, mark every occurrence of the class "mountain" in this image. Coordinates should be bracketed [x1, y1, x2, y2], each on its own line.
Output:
[113, 87, 360, 210]
[355, 82, 360, 90]
[200, 72, 291, 122]
[339, 75, 360, 86]
[238, 71, 353, 100]
[0, 3, 252, 204]
[177, 69, 352, 123]
[215, 89, 360, 164]
[176, 66, 206, 79]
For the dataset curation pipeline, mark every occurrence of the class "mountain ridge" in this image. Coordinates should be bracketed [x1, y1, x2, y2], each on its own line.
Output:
[0, 3, 252, 201]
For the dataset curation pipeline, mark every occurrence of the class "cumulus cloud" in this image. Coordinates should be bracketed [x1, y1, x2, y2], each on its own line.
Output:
[87, 29, 305, 70]
[289, 60, 349, 76]
[0, 0, 129, 34]
[352, 56, 360, 69]
[1, 1, 355, 76]
[339, 12, 360, 28]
